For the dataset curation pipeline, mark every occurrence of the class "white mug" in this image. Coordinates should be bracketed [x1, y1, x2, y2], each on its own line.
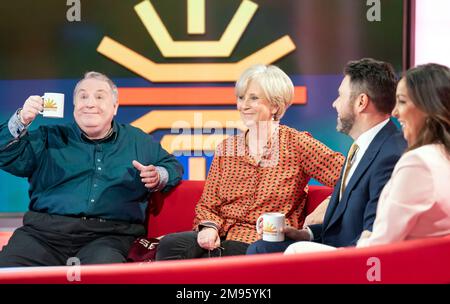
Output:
[41, 93, 64, 118]
[256, 212, 285, 242]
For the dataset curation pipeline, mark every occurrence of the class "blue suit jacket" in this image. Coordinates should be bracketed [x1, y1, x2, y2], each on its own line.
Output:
[309, 120, 407, 247]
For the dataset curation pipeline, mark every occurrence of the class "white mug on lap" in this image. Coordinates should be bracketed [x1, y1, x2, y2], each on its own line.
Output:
[256, 212, 285, 242]
[41, 93, 64, 118]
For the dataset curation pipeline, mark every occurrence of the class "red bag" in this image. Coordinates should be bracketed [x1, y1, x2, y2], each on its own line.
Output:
[127, 237, 160, 262]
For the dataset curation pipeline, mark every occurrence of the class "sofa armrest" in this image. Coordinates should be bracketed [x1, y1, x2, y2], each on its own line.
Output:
[147, 180, 204, 238]
[305, 185, 333, 215]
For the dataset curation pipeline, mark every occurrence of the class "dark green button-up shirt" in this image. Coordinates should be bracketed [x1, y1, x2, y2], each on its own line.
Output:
[0, 120, 183, 224]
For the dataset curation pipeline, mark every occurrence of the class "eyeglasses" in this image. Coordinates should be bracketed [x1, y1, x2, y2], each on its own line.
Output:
[208, 246, 225, 258]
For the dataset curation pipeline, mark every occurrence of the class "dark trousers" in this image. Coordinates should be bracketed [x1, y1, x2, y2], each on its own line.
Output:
[245, 238, 298, 255]
[155, 231, 249, 261]
[0, 211, 145, 267]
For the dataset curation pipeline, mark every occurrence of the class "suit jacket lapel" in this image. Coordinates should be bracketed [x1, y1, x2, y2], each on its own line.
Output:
[324, 120, 398, 232]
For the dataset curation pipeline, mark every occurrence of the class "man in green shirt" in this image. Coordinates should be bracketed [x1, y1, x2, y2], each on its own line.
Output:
[0, 72, 183, 267]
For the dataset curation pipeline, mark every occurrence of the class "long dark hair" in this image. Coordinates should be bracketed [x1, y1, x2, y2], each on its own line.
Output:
[405, 63, 450, 156]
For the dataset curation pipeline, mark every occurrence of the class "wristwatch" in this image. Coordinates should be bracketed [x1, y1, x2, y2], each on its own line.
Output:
[9, 108, 28, 138]
[16, 108, 26, 127]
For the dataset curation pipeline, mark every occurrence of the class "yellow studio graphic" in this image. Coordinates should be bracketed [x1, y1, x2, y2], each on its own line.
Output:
[187, 0, 206, 34]
[96, 0, 306, 180]
[135, 0, 257, 57]
[97, 0, 297, 82]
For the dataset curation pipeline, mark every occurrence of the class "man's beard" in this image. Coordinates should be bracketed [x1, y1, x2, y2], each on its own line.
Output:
[336, 112, 355, 135]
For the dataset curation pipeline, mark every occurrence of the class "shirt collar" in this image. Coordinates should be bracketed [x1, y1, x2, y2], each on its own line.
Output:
[354, 118, 390, 156]
[73, 120, 119, 144]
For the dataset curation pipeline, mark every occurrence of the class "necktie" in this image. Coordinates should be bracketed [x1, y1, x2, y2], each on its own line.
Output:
[339, 143, 359, 199]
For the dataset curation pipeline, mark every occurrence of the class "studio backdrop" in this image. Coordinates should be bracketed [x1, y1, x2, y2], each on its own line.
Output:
[0, 0, 404, 212]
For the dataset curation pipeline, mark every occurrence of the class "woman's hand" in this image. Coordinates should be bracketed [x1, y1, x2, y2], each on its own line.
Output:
[197, 227, 220, 250]
[256, 217, 263, 237]
[304, 196, 330, 226]
[359, 230, 372, 239]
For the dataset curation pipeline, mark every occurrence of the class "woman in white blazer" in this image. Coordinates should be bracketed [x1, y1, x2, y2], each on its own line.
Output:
[285, 63, 450, 254]
[356, 63, 450, 247]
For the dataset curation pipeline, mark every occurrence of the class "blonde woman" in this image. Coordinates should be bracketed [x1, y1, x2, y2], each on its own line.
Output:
[156, 65, 344, 260]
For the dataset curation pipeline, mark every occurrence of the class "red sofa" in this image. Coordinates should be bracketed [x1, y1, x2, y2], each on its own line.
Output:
[0, 181, 449, 284]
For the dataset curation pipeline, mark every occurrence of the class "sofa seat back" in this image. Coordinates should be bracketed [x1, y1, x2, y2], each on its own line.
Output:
[147, 181, 332, 238]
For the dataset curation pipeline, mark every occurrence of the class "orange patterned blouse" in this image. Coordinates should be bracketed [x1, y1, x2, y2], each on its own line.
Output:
[193, 125, 345, 244]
